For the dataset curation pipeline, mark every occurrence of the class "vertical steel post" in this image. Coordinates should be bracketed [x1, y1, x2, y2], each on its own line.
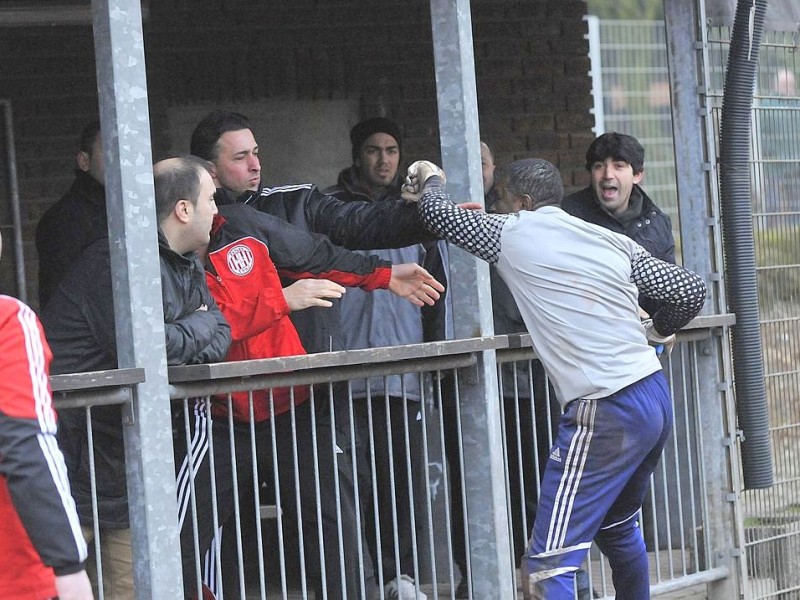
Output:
[429, 1, 515, 596]
[92, 0, 183, 597]
[664, 1, 742, 597]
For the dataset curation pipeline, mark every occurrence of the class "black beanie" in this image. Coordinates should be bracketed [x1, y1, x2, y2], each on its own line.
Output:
[350, 117, 402, 161]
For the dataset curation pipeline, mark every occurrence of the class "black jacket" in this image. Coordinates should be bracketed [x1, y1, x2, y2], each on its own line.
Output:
[41, 234, 231, 527]
[324, 170, 450, 343]
[217, 181, 436, 353]
[36, 170, 108, 308]
[561, 185, 675, 316]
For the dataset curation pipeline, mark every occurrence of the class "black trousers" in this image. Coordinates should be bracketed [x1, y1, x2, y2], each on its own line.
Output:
[172, 398, 241, 600]
[351, 395, 424, 584]
[214, 393, 379, 600]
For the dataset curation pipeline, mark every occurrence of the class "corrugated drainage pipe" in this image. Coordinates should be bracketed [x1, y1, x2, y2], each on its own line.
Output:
[719, 0, 773, 488]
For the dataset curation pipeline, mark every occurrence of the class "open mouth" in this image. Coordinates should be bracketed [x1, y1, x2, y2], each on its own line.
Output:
[601, 184, 618, 199]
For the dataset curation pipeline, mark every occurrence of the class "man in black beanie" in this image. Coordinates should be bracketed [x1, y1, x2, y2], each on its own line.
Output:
[324, 118, 446, 600]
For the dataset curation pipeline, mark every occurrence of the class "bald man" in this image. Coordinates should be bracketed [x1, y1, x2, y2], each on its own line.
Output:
[42, 156, 232, 599]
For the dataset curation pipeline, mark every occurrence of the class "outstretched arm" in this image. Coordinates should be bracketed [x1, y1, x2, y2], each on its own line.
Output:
[416, 176, 509, 264]
[388, 263, 444, 306]
[305, 186, 437, 249]
[218, 205, 444, 302]
[283, 279, 346, 310]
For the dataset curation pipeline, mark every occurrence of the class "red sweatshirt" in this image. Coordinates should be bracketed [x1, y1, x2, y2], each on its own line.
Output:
[206, 206, 392, 422]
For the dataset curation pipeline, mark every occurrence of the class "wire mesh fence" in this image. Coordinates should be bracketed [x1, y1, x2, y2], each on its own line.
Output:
[592, 16, 800, 599]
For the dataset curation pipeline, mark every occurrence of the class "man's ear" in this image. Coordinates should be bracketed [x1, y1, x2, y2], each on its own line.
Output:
[518, 194, 533, 211]
[206, 165, 221, 188]
[76, 150, 91, 172]
[633, 168, 644, 185]
[174, 199, 192, 223]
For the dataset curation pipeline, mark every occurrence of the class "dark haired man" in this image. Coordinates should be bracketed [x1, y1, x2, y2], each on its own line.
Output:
[406, 157, 706, 599]
[561, 132, 675, 316]
[42, 156, 231, 599]
[36, 120, 107, 308]
[190, 111, 443, 598]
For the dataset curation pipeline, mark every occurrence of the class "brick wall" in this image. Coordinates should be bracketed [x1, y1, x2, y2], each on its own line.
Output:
[0, 0, 593, 310]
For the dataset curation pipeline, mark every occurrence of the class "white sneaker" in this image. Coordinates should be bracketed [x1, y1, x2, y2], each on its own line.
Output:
[384, 574, 427, 600]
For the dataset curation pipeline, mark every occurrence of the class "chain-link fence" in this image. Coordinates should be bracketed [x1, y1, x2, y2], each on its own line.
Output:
[590, 16, 800, 599]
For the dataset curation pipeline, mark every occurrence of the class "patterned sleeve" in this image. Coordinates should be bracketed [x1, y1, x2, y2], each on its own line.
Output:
[417, 179, 509, 264]
[630, 246, 707, 335]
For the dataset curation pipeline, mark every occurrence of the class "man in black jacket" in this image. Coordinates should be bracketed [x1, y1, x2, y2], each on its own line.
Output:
[561, 132, 675, 317]
[42, 156, 232, 599]
[36, 120, 107, 309]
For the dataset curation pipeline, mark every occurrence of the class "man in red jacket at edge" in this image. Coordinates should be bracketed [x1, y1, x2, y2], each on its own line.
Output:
[202, 202, 443, 600]
[0, 228, 93, 600]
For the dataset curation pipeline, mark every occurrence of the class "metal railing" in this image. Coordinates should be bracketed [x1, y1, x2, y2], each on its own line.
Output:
[52, 318, 738, 599]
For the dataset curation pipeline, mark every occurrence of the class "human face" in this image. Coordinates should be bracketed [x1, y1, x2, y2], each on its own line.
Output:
[491, 179, 525, 214]
[187, 170, 218, 252]
[590, 157, 643, 216]
[210, 129, 261, 195]
[77, 134, 106, 185]
[480, 142, 495, 194]
[356, 133, 399, 193]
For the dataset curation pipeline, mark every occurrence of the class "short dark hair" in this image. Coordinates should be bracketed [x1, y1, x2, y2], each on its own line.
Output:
[190, 110, 252, 160]
[153, 156, 210, 222]
[497, 158, 563, 207]
[78, 120, 101, 154]
[585, 132, 645, 174]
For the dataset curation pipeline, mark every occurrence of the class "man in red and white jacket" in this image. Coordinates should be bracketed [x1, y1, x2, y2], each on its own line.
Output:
[0, 240, 92, 600]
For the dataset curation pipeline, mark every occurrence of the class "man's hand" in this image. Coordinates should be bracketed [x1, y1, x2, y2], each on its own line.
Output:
[389, 263, 445, 306]
[283, 279, 346, 311]
[55, 570, 94, 600]
[401, 160, 446, 203]
[642, 318, 676, 357]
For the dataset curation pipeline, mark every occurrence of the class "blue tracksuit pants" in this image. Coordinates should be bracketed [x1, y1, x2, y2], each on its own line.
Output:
[520, 371, 672, 600]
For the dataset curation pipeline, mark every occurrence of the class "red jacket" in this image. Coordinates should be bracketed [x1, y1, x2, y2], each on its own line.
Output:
[0, 296, 87, 599]
[206, 205, 392, 422]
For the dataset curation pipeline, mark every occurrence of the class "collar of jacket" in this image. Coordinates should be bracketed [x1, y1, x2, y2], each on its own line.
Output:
[333, 165, 401, 202]
[214, 186, 262, 206]
[157, 228, 196, 267]
[612, 186, 645, 226]
[72, 169, 106, 208]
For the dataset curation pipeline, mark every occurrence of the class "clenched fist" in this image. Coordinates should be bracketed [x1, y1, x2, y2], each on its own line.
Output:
[401, 160, 446, 203]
